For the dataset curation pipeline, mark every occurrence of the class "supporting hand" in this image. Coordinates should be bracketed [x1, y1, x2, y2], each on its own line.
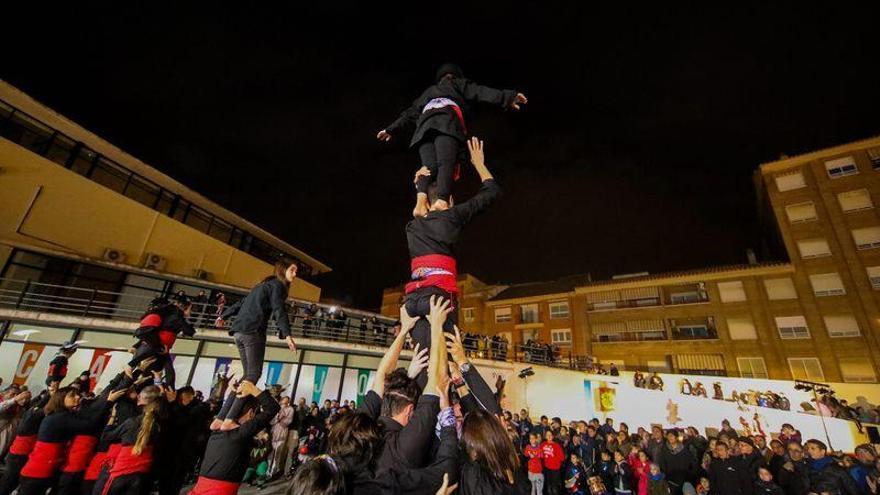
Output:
[436, 473, 458, 495]
[286, 336, 297, 353]
[377, 130, 392, 142]
[413, 166, 431, 185]
[400, 305, 418, 335]
[428, 296, 452, 330]
[407, 343, 429, 379]
[445, 326, 468, 366]
[510, 92, 528, 111]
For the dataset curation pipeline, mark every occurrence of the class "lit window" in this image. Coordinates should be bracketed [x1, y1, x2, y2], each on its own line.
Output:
[549, 301, 570, 319]
[551, 329, 572, 345]
[726, 317, 757, 340]
[775, 316, 810, 339]
[774, 171, 806, 192]
[737, 357, 768, 379]
[823, 315, 860, 338]
[809, 273, 846, 297]
[788, 357, 824, 381]
[520, 304, 539, 323]
[839, 357, 877, 383]
[785, 202, 817, 223]
[462, 307, 475, 323]
[764, 278, 797, 300]
[852, 227, 880, 250]
[796, 238, 831, 259]
[494, 307, 511, 323]
[717, 281, 746, 303]
[824, 156, 859, 178]
[866, 266, 880, 290]
[837, 189, 873, 212]
[868, 147, 880, 171]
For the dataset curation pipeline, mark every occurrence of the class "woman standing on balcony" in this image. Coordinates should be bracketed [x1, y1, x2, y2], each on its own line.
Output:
[214, 260, 298, 431]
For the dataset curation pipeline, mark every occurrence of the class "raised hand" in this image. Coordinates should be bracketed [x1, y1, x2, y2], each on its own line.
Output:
[376, 130, 392, 142]
[286, 336, 297, 353]
[510, 92, 528, 111]
[445, 326, 468, 366]
[407, 343, 429, 379]
[467, 137, 484, 167]
[436, 473, 458, 495]
[413, 166, 431, 185]
[400, 304, 418, 334]
[107, 388, 128, 403]
[428, 296, 452, 330]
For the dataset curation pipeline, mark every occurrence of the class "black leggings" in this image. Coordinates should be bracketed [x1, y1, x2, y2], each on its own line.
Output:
[417, 132, 459, 203]
[0, 453, 27, 495]
[16, 476, 55, 495]
[223, 332, 266, 421]
[55, 471, 84, 495]
[404, 287, 458, 388]
[128, 335, 177, 388]
[104, 473, 151, 495]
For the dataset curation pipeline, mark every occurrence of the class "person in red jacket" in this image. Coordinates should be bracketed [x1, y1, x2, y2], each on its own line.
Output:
[542, 430, 565, 495]
[524, 432, 545, 495]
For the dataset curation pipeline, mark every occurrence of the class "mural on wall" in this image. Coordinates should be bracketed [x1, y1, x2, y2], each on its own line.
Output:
[87, 349, 112, 390]
[312, 366, 329, 404]
[14, 343, 45, 386]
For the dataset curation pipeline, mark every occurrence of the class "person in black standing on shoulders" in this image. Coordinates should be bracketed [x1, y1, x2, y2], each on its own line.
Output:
[214, 260, 297, 431]
[399, 137, 501, 386]
[46, 342, 78, 386]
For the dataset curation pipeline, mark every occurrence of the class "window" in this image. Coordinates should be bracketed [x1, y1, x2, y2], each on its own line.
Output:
[670, 318, 717, 340]
[838, 189, 873, 212]
[764, 278, 798, 300]
[775, 171, 806, 192]
[462, 307, 476, 323]
[520, 304, 539, 323]
[797, 238, 831, 259]
[726, 317, 757, 340]
[737, 357, 769, 379]
[124, 176, 161, 209]
[775, 316, 810, 339]
[90, 158, 130, 193]
[785, 202, 817, 223]
[809, 272, 846, 297]
[823, 315, 860, 338]
[494, 307, 511, 323]
[868, 147, 880, 171]
[825, 156, 859, 178]
[852, 227, 880, 250]
[788, 358, 824, 381]
[867, 266, 880, 290]
[717, 281, 747, 303]
[839, 357, 877, 383]
[551, 329, 572, 345]
[549, 301, 570, 319]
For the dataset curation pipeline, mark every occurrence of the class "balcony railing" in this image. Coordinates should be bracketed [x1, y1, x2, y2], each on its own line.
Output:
[0, 277, 594, 370]
[592, 330, 667, 343]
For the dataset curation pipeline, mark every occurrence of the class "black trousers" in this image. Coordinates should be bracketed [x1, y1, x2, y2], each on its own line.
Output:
[416, 131, 459, 203]
[105, 473, 151, 495]
[404, 286, 458, 387]
[80, 479, 96, 495]
[16, 476, 55, 495]
[0, 453, 27, 495]
[544, 468, 562, 495]
[128, 335, 177, 387]
[55, 471, 84, 495]
[224, 331, 267, 421]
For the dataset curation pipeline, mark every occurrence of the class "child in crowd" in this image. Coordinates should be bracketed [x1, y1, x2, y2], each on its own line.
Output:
[613, 450, 633, 495]
[567, 452, 587, 495]
[542, 430, 566, 495]
[598, 450, 615, 494]
[754, 467, 785, 495]
[243, 432, 271, 488]
[648, 463, 670, 495]
[524, 432, 545, 495]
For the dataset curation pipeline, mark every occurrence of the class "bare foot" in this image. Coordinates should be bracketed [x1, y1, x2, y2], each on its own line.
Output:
[219, 419, 240, 431]
[209, 418, 223, 431]
[413, 194, 429, 218]
[431, 199, 450, 211]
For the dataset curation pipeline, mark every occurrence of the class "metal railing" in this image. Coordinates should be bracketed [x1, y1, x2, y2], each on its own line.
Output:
[0, 277, 595, 370]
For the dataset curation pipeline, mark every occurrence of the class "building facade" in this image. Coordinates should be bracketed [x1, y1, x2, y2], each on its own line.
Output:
[381, 136, 880, 384]
[0, 80, 402, 399]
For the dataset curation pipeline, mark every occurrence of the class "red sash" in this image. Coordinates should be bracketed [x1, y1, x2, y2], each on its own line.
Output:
[158, 330, 177, 349]
[62, 434, 99, 473]
[20, 441, 66, 479]
[188, 476, 242, 495]
[405, 254, 459, 295]
[83, 451, 108, 481]
[102, 445, 154, 495]
[9, 434, 37, 456]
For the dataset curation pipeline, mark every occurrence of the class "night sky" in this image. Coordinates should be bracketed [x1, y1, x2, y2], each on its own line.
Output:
[3, 5, 879, 309]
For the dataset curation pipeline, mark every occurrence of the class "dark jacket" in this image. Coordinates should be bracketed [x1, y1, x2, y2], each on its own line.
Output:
[359, 390, 440, 475]
[659, 443, 698, 489]
[776, 459, 809, 495]
[754, 480, 786, 495]
[385, 77, 517, 147]
[221, 278, 291, 338]
[614, 460, 634, 493]
[459, 459, 530, 495]
[708, 457, 750, 495]
[806, 456, 862, 495]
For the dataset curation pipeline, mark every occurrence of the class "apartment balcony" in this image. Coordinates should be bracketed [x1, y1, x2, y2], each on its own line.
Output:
[591, 319, 668, 343]
[586, 282, 708, 312]
[669, 316, 718, 340]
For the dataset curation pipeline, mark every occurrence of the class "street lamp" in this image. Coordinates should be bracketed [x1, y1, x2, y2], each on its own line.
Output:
[794, 379, 834, 451]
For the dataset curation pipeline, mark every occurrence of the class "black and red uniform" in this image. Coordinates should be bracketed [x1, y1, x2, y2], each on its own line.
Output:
[384, 67, 517, 204]
[46, 353, 69, 386]
[54, 373, 130, 495]
[128, 303, 194, 388]
[100, 413, 160, 495]
[188, 391, 279, 495]
[82, 397, 140, 495]
[403, 178, 500, 383]
[0, 392, 50, 495]
[16, 399, 114, 495]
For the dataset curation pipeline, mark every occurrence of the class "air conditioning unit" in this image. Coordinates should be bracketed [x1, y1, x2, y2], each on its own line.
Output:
[102, 248, 127, 264]
[143, 253, 167, 271]
[193, 269, 210, 281]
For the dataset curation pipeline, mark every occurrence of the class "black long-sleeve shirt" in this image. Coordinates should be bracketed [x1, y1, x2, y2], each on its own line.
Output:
[385, 77, 517, 146]
[359, 389, 440, 474]
[198, 391, 280, 482]
[458, 362, 502, 416]
[221, 278, 292, 338]
[406, 179, 501, 259]
[36, 401, 113, 443]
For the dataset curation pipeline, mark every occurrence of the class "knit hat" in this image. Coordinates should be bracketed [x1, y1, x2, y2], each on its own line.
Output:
[436, 63, 464, 82]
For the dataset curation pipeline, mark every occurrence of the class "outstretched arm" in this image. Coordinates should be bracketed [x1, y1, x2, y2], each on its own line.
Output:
[371, 305, 418, 396]
[379, 100, 421, 141]
[459, 79, 526, 110]
[453, 138, 501, 225]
